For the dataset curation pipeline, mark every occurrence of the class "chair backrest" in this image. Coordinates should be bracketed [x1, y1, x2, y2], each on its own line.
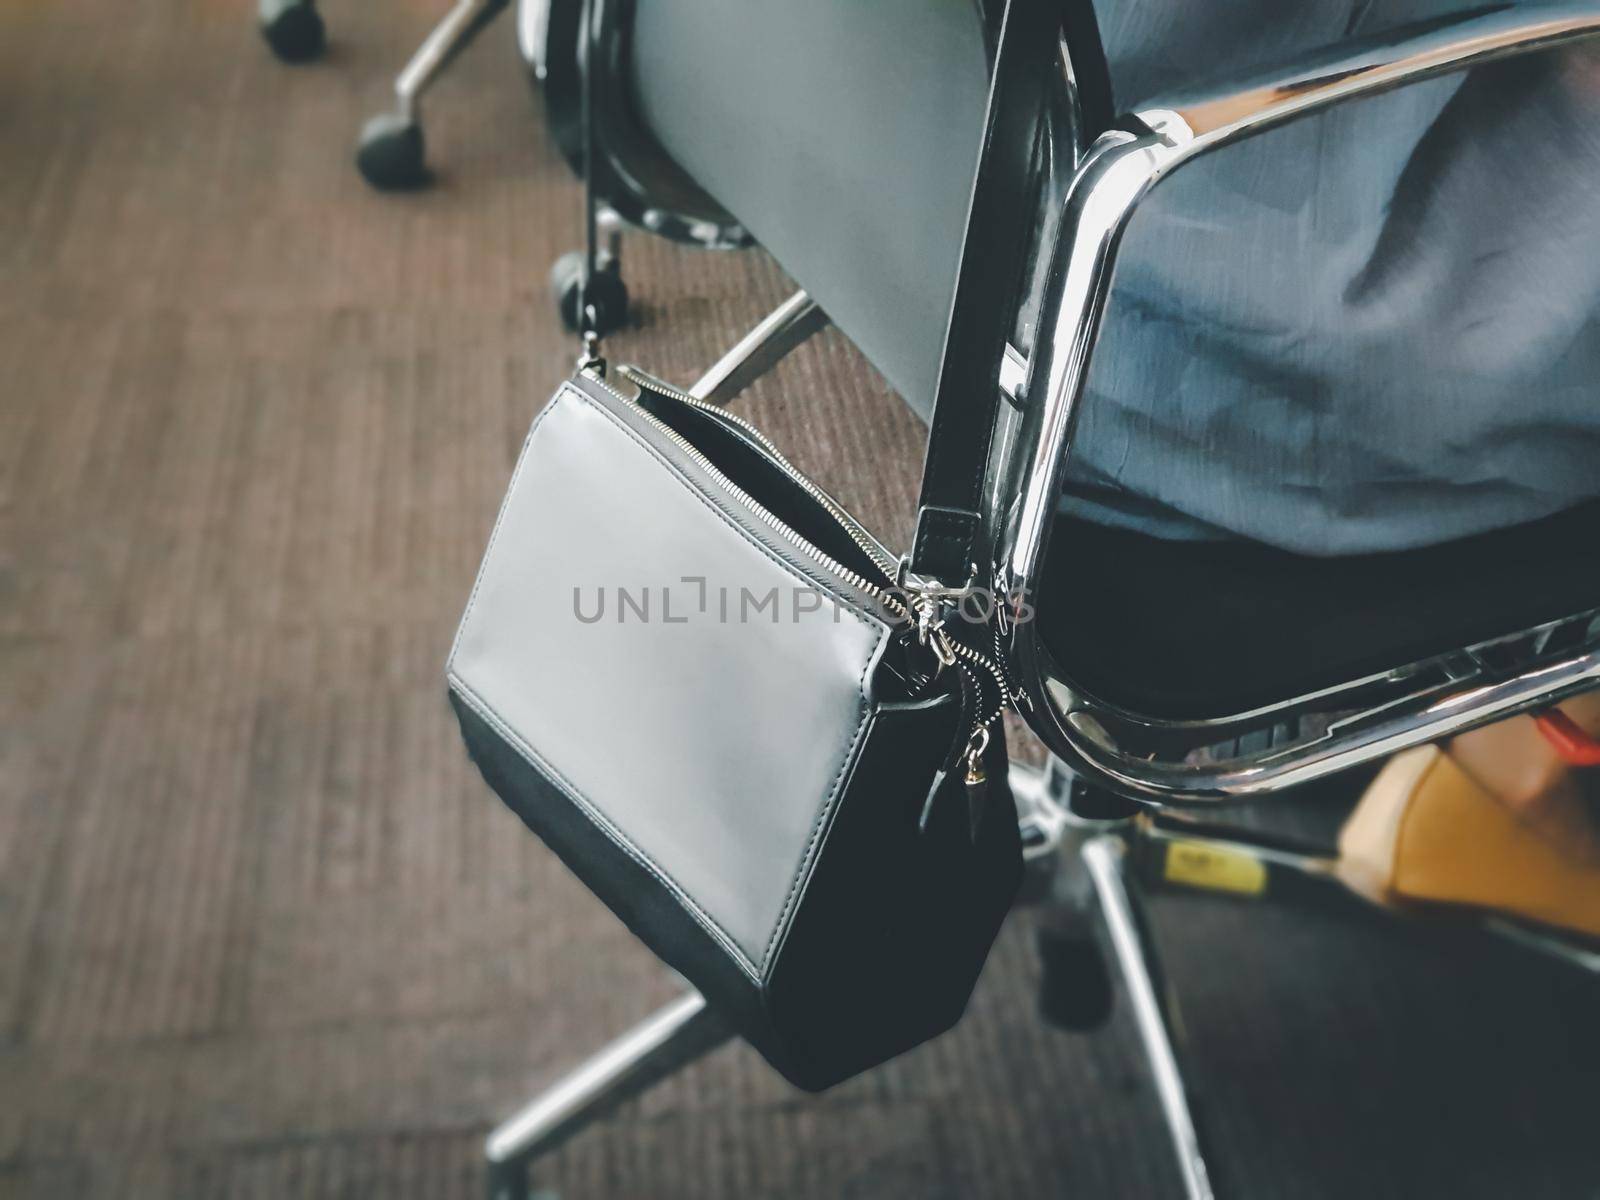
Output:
[627, 0, 993, 419]
[624, 1, 1524, 417]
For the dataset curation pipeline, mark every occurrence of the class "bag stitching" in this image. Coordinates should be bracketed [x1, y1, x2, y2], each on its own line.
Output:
[450, 675, 764, 982]
[446, 382, 767, 977]
[759, 646, 877, 977]
[575, 384, 889, 975]
[446, 384, 575, 672]
[450, 377, 891, 980]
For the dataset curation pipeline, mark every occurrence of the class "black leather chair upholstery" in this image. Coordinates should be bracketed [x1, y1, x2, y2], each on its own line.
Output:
[1040, 501, 1600, 719]
[628, 0, 991, 420]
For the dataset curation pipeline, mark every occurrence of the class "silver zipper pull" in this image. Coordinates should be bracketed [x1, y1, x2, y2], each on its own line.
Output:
[913, 593, 953, 665]
[577, 329, 605, 378]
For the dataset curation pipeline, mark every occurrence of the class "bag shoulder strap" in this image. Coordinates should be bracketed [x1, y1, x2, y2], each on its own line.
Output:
[910, 0, 1057, 582]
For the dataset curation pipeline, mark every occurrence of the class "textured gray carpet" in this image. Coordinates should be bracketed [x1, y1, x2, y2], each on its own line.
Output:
[2, 2, 1597, 1197]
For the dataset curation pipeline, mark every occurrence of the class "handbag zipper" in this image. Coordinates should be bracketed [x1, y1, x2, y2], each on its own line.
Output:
[589, 365, 1015, 773]
[586, 365, 907, 617]
[616, 365, 901, 582]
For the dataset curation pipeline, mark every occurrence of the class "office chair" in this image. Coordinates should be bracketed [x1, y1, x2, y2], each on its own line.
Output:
[340, 0, 750, 320]
[255, 0, 542, 192]
[256, 0, 545, 195]
[467, 4, 1600, 1197]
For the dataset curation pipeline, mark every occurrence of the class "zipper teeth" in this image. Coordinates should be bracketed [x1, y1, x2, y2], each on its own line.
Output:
[945, 634, 1011, 728]
[991, 620, 1028, 712]
[595, 365, 1014, 736]
[617, 365, 901, 581]
[585, 368, 908, 619]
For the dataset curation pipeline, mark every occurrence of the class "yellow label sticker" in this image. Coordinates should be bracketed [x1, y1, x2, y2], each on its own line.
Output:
[1163, 840, 1268, 897]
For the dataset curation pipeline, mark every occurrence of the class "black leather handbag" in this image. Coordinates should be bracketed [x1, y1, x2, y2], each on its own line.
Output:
[447, 0, 1053, 1091]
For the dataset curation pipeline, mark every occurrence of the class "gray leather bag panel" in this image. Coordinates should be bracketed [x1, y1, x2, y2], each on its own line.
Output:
[448, 381, 891, 977]
[628, 0, 990, 416]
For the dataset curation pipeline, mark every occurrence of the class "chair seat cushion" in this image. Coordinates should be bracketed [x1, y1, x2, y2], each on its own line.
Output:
[1037, 499, 1600, 719]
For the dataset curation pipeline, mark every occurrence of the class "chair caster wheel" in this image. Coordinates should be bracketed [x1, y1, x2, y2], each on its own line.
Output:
[486, 1156, 559, 1200]
[259, 0, 325, 63]
[1037, 927, 1114, 1031]
[485, 1157, 523, 1200]
[549, 250, 629, 336]
[356, 113, 430, 191]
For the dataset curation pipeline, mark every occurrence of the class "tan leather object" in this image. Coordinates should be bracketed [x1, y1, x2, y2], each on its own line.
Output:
[1339, 745, 1600, 938]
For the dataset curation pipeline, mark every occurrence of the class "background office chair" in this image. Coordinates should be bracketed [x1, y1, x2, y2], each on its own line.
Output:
[259, 0, 326, 62]
[344, 0, 749, 326]
[447, 4, 1600, 1197]
[256, 0, 536, 190]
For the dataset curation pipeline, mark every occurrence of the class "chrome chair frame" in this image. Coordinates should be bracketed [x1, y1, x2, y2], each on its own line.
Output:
[996, 2, 1600, 805]
[479, 7, 1600, 1198]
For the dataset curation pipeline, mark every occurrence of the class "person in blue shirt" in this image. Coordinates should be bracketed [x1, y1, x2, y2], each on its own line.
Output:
[1064, 3, 1599, 555]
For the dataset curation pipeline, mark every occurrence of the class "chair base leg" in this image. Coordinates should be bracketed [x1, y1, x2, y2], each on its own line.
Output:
[1082, 834, 1218, 1200]
[688, 290, 829, 407]
[356, 0, 512, 190]
[484, 989, 732, 1200]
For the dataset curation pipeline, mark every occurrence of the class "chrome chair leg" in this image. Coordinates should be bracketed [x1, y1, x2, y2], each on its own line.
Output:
[1082, 834, 1217, 1200]
[394, 0, 513, 124]
[689, 290, 830, 407]
[357, 0, 514, 190]
[483, 989, 733, 1200]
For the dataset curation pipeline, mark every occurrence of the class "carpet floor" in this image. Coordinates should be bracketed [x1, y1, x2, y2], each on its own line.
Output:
[2, 1, 1596, 1196]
